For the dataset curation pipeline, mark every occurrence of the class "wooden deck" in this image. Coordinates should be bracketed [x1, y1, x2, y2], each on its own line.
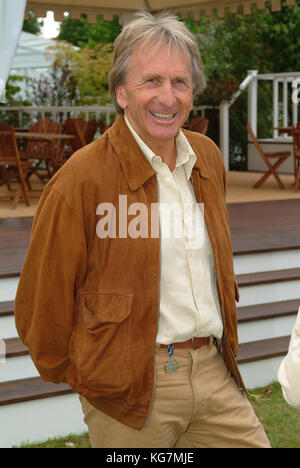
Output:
[229, 199, 300, 254]
[1, 199, 300, 277]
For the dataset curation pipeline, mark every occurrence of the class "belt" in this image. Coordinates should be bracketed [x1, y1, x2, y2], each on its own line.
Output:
[160, 337, 210, 350]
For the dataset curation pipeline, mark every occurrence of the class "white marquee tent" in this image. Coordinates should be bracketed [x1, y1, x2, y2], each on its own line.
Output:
[11, 31, 54, 73]
[9, 31, 54, 99]
[0, 0, 26, 101]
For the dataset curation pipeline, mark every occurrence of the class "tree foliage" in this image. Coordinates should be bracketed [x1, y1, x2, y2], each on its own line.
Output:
[26, 41, 114, 106]
[57, 15, 121, 48]
[23, 11, 43, 35]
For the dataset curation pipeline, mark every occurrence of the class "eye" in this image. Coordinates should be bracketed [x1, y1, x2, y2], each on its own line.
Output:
[146, 78, 158, 85]
[174, 79, 186, 86]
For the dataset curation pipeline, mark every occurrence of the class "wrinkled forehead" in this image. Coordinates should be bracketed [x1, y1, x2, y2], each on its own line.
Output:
[132, 37, 190, 63]
[128, 38, 192, 75]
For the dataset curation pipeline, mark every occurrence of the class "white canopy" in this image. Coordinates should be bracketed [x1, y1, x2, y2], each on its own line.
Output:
[0, 0, 27, 101]
[9, 32, 54, 100]
[11, 31, 54, 71]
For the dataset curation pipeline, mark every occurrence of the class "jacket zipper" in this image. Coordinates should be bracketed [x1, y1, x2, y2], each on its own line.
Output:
[144, 179, 161, 427]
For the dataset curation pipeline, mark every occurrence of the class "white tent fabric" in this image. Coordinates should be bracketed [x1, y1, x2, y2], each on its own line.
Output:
[9, 32, 55, 99]
[11, 31, 54, 72]
[0, 0, 27, 102]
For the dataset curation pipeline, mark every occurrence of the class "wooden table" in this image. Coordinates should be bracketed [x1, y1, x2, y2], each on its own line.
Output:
[15, 132, 75, 161]
[15, 132, 74, 139]
[15, 132, 75, 181]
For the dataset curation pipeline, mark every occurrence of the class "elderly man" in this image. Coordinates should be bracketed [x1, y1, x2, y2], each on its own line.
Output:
[15, 12, 270, 448]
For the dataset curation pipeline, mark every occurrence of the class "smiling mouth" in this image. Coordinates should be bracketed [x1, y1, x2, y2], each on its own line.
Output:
[149, 111, 176, 121]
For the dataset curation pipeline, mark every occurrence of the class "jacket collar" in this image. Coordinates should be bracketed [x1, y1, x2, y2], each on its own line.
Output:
[108, 115, 209, 191]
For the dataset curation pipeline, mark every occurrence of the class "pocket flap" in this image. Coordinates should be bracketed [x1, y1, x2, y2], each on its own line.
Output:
[82, 292, 133, 326]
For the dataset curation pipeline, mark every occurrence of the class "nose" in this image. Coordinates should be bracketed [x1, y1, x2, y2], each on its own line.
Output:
[157, 80, 177, 108]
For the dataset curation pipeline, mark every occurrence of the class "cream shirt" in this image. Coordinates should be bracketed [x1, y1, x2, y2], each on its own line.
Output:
[125, 115, 223, 343]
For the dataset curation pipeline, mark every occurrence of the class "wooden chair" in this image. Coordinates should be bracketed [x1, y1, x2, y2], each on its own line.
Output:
[63, 118, 99, 157]
[0, 125, 33, 208]
[188, 116, 209, 135]
[98, 118, 113, 135]
[0, 121, 12, 190]
[246, 123, 291, 189]
[63, 118, 87, 153]
[291, 125, 300, 191]
[85, 119, 99, 143]
[20, 119, 63, 184]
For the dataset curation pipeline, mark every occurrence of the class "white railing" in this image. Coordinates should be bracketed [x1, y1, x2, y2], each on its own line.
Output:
[0, 105, 117, 127]
[0, 104, 216, 127]
[256, 71, 300, 138]
[220, 70, 300, 170]
[220, 70, 258, 169]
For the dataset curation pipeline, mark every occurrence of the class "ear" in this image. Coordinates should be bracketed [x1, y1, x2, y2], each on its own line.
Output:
[115, 84, 128, 111]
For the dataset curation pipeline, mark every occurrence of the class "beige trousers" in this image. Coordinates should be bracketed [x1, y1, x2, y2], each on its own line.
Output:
[79, 341, 271, 448]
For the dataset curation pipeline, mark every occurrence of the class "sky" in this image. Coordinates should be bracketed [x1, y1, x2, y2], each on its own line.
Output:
[40, 11, 60, 39]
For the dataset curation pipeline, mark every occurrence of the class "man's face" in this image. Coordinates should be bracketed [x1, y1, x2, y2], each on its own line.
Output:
[116, 42, 194, 151]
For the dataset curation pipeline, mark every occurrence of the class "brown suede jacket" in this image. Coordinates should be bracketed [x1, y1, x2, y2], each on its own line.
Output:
[14, 115, 244, 430]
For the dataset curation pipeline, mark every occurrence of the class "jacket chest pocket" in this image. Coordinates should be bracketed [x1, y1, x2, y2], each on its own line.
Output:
[73, 292, 133, 396]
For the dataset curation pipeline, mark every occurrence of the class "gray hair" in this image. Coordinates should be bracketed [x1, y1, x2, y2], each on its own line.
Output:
[108, 11, 206, 114]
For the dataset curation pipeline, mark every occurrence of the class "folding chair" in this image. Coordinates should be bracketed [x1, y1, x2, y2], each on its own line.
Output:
[20, 119, 63, 184]
[63, 118, 87, 154]
[292, 126, 300, 191]
[0, 121, 13, 190]
[98, 118, 113, 135]
[0, 126, 33, 208]
[246, 123, 291, 189]
[63, 118, 100, 157]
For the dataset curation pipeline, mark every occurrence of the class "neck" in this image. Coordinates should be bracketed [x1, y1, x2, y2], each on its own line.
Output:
[125, 113, 178, 171]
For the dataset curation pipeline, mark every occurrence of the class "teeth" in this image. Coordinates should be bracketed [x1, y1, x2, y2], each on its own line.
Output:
[151, 111, 174, 120]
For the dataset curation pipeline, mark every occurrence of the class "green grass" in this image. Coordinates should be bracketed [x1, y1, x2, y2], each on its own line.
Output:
[248, 382, 300, 448]
[15, 382, 300, 448]
[16, 432, 91, 448]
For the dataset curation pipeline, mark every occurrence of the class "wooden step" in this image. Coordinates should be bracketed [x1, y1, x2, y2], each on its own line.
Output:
[0, 377, 73, 406]
[237, 336, 290, 364]
[0, 217, 32, 279]
[0, 335, 290, 407]
[238, 298, 300, 323]
[236, 268, 300, 287]
[4, 337, 28, 358]
[0, 301, 14, 317]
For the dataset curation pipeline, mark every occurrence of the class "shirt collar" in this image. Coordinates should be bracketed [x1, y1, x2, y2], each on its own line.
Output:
[124, 114, 197, 180]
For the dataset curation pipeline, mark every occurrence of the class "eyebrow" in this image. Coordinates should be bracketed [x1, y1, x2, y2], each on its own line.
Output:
[142, 73, 191, 82]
